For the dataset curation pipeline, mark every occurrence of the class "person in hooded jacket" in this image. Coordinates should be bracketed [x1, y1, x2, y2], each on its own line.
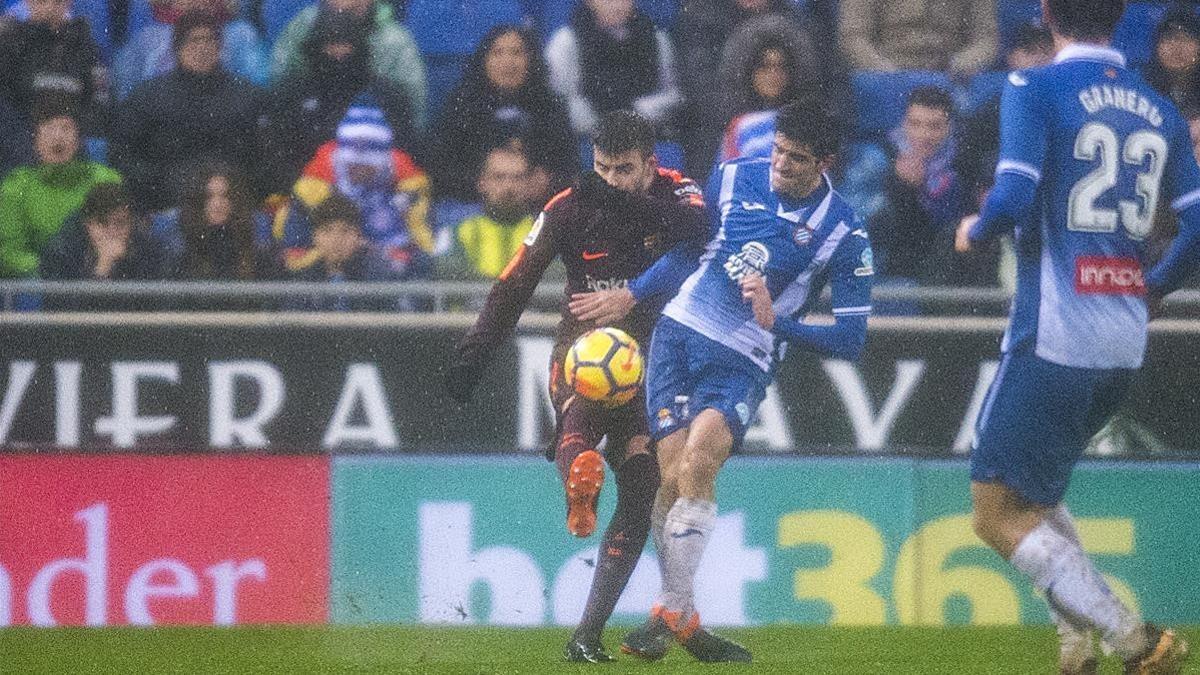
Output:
[1143, 5, 1200, 112]
[261, 7, 419, 194]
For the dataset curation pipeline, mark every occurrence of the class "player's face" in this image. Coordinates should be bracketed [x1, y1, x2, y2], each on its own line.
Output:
[593, 149, 656, 195]
[902, 104, 952, 157]
[769, 133, 827, 198]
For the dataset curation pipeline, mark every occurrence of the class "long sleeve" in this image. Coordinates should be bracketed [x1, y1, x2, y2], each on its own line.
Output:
[454, 208, 560, 367]
[372, 24, 428, 130]
[970, 72, 1047, 244]
[0, 172, 38, 277]
[269, 9, 312, 82]
[1147, 114, 1200, 295]
[545, 28, 598, 135]
[632, 32, 683, 126]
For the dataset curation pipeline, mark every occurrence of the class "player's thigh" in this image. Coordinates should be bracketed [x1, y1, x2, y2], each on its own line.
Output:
[645, 319, 695, 446]
[972, 352, 1100, 508]
[689, 358, 768, 456]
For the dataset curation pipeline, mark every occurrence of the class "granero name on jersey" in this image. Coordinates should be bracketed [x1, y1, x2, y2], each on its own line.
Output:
[1078, 85, 1164, 127]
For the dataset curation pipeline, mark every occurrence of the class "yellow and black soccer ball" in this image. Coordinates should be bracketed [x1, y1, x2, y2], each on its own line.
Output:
[564, 327, 644, 407]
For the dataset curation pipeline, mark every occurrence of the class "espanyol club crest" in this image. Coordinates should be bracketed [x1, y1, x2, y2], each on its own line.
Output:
[793, 226, 813, 246]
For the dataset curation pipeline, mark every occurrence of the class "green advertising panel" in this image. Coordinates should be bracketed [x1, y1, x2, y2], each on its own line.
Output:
[332, 456, 1200, 626]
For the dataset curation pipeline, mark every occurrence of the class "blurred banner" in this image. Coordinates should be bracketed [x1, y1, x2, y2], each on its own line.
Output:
[0, 455, 329, 626]
[331, 455, 1200, 627]
[0, 322, 1196, 454]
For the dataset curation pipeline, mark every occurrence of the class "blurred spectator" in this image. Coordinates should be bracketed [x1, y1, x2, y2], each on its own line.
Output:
[285, 193, 408, 311]
[152, 162, 277, 280]
[113, 0, 269, 100]
[274, 95, 432, 280]
[842, 86, 964, 288]
[271, 0, 426, 128]
[715, 19, 820, 164]
[0, 0, 108, 129]
[0, 98, 33, 177]
[839, 0, 997, 78]
[261, 8, 419, 193]
[544, 0, 682, 136]
[433, 25, 575, 202]
[110, 11, 263, 213]
[1143, 6, 1200, 111]
[435, 146, 538, 281]
[0, 108, 120, 278]
[40, 182, 166, 283]
[673, 0, 812, 177]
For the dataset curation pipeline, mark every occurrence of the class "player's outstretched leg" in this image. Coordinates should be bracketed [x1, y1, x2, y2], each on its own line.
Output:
[569, 448, 658, 659]
[566, 448, 605, 538]
[973, 482, 1161, 668]
[1045, 505, 1097, 674]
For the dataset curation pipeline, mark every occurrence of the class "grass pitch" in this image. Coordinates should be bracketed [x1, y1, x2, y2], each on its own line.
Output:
[1, 625, 1196, 674]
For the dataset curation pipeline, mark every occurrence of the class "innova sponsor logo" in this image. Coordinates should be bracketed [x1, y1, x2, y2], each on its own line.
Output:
[0, 455, 329, 626]
[1075, 256, 1145, 296]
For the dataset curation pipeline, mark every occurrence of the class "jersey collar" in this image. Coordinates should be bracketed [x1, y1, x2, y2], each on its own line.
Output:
[775, 173, 833, 225]
[1054, 44, 1126, 68]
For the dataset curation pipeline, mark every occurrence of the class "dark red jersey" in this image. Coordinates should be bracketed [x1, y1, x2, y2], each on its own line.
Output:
[456, 168, 708, 366]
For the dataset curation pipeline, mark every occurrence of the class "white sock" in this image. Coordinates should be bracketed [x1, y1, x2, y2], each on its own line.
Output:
[1043, 506, 1095, 666]
[657, 497, 717, 617]
[1010, 521, 1146, 660]
[650, 498, 670, 562]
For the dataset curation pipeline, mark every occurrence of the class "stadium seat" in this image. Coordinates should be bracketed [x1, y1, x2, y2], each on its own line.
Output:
[996, 0, 1041, 52]
[1113, 2, 1170, 68]
[404, 0, 526, 56]
[125, 0, 154, 42]
[425, 53, 468, 121]
[851, 71, 954, 140]
[260, 0, 314, 44]
[964, 71, 1009, 114]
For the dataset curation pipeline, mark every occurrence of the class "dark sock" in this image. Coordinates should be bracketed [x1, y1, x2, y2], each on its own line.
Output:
[574, 452, 659, 641]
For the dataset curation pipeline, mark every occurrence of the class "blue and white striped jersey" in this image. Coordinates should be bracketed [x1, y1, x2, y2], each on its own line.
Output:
[973, 44, 1200, 369]
[662, 157, 873, 372]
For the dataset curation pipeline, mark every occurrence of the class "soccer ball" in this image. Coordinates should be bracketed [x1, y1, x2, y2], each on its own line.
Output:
[564, 327, 644, 406]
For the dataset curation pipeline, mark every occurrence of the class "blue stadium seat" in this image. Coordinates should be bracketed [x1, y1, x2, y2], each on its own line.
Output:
[125, 0, 154, 42]
[539, 0, 675, 37]
[261, 0, 315, 44]
[1113, 2, 1170, 68]
[964, 71, 1009, 114]
[405, 0, 526, 56]
[997, 0, 1041, 51]
[851, 71, 955, 140]
[425, 53, 468, 121]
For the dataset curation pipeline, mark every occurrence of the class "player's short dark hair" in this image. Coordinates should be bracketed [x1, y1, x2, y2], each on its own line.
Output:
[311, 193, 363, 230]
[775, 97, 843, 158]
[81, 183, 131, 223]
[592, 110, 656, 158]
[1045, 0, 1126, 41]
[906, 86, 955, 118]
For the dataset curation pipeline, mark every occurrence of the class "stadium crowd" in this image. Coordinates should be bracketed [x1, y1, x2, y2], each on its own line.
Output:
[1, 0, 1199, 307]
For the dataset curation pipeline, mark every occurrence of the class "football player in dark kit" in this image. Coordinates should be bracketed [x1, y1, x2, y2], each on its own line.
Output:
[445, 110, 708, 663]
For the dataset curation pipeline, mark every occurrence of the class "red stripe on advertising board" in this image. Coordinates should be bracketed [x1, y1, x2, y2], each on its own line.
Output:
[0, 455, 329, 626]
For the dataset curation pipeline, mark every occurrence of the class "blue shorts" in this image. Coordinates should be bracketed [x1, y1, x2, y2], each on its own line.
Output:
[645, 316, 770, 451]
[971, 350, 1133, 506]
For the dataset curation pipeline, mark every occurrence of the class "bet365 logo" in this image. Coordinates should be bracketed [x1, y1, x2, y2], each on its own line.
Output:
[724, 242, 770, 281]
